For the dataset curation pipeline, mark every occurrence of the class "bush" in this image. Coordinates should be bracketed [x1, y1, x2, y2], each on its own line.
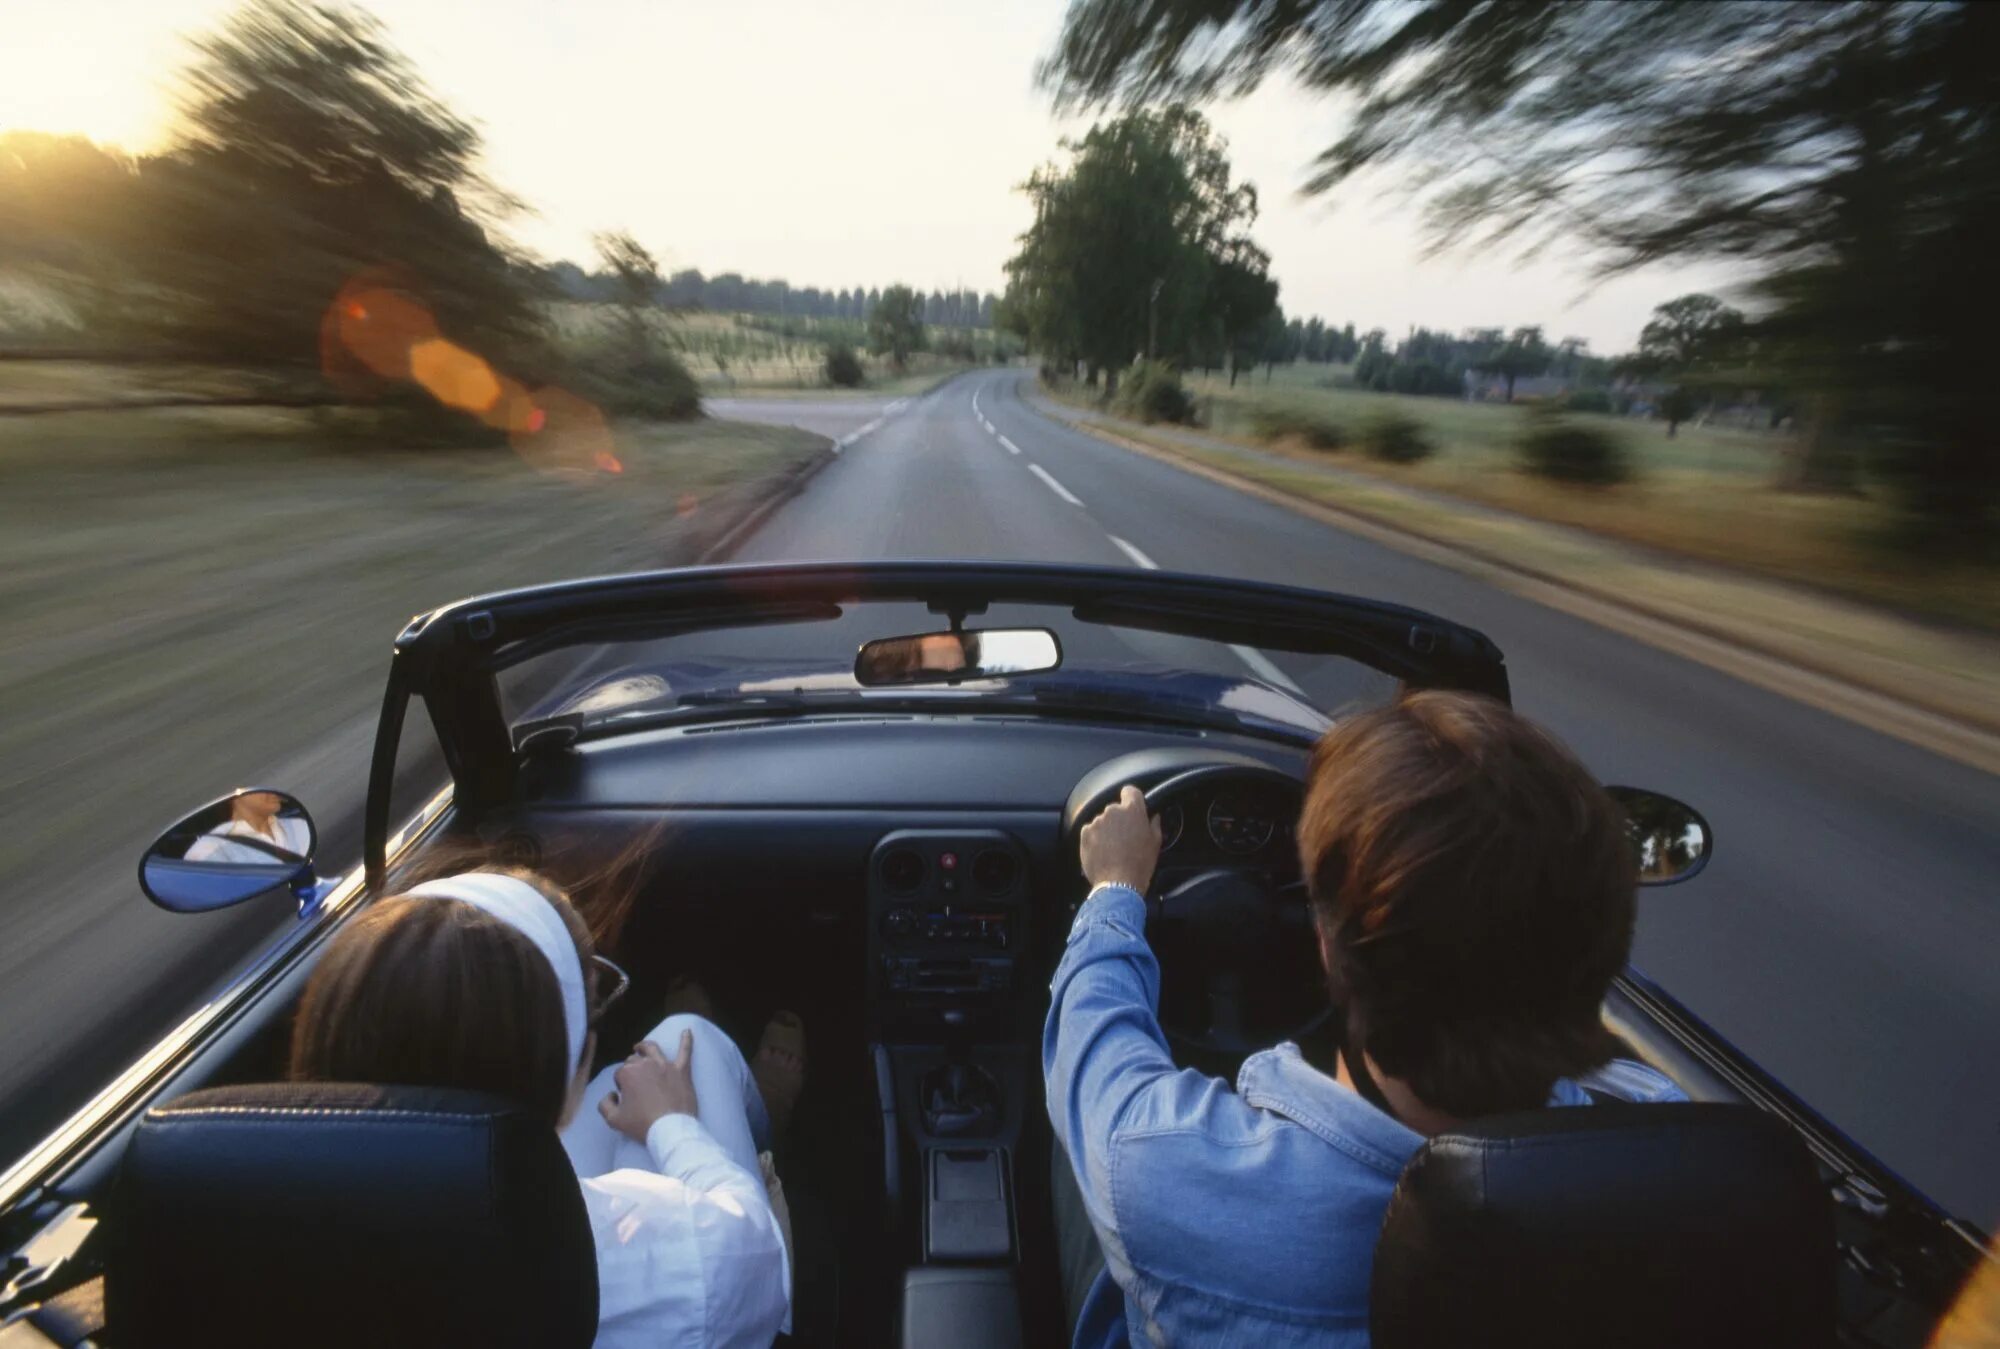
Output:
[1565, 389, 1614, 415]
[1115, 360, 1196, 425]
[1361, 414, 1435, 463]
[576, 352, 701, 420]
[824, 343, 864, 388]
[1517, 405, 1631, 483]
[1249, 407, 1347, 451]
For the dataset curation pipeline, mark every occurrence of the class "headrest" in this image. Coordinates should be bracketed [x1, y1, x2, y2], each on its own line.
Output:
[107, 1082, 597, 1349]
[1370, 1102, 1833, 1349]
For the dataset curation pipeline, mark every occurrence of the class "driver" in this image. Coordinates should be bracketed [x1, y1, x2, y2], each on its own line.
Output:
[1046, 690, 1683, 1347]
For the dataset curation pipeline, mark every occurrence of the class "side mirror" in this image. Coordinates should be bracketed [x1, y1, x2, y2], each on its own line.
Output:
[1606, 787, 1712, 886]
[139, 789, 318, 913]
[854, 627, 1062, 687]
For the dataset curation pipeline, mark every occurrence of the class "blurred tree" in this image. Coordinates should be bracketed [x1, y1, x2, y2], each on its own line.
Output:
[585, 229, 696, 418]
[115, 0, 545, 373]
[1042, 0, 2000, 535]
[1472, 326, 1551, 402]
[1629, 294, 1747, 436]
[0, 133, 135, 274]
[1254, 309, 1294, 379]
[1637, 295, 1746, 374]
[593, 231, 664, 356]
[869, 284, 925, 366]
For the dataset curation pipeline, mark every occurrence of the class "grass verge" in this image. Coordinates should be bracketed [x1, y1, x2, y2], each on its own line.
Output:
[0, 403, 825, 962]
[1037, 388, 2000, 747]
[1074, 369, 2000, 632]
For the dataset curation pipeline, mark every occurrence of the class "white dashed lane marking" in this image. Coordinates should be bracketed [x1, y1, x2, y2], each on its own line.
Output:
[997, 434, 1021, 456]
[1105, 537, 1305, 694]
[1027, 463, 1084, 506]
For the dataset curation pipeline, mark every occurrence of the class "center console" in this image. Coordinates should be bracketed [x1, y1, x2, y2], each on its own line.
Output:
[866, 831, 1035, 1347]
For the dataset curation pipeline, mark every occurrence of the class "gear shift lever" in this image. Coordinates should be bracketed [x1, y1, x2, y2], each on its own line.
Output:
[923, 1008, 999, 1136]
[923, 1062, 1000, 1136]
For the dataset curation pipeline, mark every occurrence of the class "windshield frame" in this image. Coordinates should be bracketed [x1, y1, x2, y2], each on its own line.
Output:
[365, 559, 1509, 886]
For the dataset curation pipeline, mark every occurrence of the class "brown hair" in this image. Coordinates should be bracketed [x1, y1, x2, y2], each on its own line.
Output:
[288, 871, 593, 1129]
[1298, 691, 1636, 1118]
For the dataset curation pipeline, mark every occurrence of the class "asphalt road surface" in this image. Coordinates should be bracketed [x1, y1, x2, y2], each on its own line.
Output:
[8, 372, 1993, 1231]
[720, 369, 2000, 1226]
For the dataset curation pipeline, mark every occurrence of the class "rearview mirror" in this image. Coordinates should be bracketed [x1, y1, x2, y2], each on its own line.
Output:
[140, 789, 318, 913]
[1607, 787, 1711, 886]
[854, 627, 1061, 686]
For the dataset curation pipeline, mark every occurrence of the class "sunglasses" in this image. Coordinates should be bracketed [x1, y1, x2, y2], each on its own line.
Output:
[587, 953, 631, 1026]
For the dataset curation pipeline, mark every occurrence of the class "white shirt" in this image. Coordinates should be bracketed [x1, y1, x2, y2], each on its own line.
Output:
[582, 1112, 790, 1349]
[184, 815, 312, 864]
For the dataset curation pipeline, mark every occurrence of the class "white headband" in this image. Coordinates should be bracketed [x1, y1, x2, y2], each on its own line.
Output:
[408, 871, 588, 1078]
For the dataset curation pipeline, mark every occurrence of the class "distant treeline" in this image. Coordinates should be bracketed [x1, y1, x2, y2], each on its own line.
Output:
[543, 263, 1000, 329]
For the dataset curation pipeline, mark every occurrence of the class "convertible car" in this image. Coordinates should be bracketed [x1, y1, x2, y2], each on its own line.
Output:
[0, 561, 1986, 1346]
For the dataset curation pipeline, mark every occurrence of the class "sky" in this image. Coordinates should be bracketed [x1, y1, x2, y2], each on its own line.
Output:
[2, 0, 1737, 352]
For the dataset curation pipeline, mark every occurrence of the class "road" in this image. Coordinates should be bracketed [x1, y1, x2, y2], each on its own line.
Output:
[719, 369, 2000, 1226]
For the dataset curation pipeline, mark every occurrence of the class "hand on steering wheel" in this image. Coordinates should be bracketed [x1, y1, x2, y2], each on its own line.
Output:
[1079, 785, 1162, 895]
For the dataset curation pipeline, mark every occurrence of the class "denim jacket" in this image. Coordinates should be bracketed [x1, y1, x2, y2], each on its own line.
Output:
[1043, 884, 1685, 1349]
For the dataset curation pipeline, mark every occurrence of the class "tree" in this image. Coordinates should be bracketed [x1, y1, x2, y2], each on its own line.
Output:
[869, 284, 924, 366]
[1637, 295, 1745, 374]
[121, 0, 544, 370]
[593, 231, 664, 360]
[1005, 106, 1273, 391]
[1630, 294, 1747, 436]
[1473, 326, 1552, 403]
[1254, 309, 1294, 379]
[1042, 0, 2000, 534]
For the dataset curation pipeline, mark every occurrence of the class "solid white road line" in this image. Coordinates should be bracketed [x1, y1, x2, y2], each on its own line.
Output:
[997, 434, 1022, 456]
[1229, 643, 1307, 695]
[1027, 463, 1084, 506]
[1108, 536, 1157, 569]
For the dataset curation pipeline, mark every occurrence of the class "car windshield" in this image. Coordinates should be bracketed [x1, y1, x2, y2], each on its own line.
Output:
[495, 600, 1399, 742]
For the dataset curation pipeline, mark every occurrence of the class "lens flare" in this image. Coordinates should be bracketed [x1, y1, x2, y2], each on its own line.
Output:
[511, 385, 617, 476]
[409, 338, 502, 415]
[320, 273, 611, 472]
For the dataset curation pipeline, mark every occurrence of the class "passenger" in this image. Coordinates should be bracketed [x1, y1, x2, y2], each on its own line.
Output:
[287, 867, 797, 1349]
[1046, 691, 1685, 1347]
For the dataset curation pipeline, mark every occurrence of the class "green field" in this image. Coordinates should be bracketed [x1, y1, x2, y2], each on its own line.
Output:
[1114, 365, 1997, 631]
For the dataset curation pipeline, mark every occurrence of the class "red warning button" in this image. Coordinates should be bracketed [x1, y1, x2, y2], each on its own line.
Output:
[939, 851, 959, 871]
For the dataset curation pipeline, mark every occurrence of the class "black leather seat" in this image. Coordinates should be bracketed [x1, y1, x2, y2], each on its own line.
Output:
[107, 1082, 597, 1348]
[1371, 1102, 1834, 1349]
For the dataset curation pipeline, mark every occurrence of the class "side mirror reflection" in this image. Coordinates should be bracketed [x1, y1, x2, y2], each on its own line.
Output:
[1606, 787, 1712, 887]
[140, 789, 318, 913]
[854, 627, 1061, 687]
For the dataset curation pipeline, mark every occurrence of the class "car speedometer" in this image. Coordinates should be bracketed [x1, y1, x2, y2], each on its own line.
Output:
[1206, 793, 1276, 854]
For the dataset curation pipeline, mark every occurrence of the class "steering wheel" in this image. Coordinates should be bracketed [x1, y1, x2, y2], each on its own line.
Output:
[1125, 764, 1335, 1059]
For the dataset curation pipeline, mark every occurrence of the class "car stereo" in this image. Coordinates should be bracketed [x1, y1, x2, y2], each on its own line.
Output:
[868, 830, 1028, 1000]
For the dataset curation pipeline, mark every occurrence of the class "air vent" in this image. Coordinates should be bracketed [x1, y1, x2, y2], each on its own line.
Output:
[881, 849, 925, 893]
[972, 849, 1018, 895]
